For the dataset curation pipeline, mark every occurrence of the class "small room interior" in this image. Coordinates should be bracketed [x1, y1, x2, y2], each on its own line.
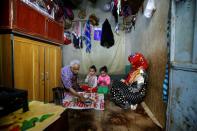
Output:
[0, 0, 197, 131]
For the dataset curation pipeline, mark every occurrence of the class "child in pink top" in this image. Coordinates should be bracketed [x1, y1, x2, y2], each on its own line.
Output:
[98, 66, 111, 86]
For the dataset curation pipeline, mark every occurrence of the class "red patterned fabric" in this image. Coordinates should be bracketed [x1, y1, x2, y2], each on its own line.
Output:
[64, 37, 71, 45]
[114, 0, 118, 6]
[64, 32, 72, 45]
[80, 85, 97, 93]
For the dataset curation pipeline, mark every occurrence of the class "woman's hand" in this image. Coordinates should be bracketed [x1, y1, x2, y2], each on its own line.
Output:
[120, 79, 125, 83]
[79, 95, 86, 102]
[87, 88, 93, 93]
[100, 80, 106, 84]
[102, 80, 106, 84]
[88, 73, 92, 77]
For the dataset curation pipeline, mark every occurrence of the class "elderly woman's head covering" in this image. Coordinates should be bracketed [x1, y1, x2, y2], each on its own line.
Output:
[128, 52, 148, 70]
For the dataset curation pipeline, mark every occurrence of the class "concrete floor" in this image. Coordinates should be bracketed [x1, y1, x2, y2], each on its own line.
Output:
[66, 100, 162, 131]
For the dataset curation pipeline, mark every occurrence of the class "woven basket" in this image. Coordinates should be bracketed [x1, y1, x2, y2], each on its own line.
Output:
[64, 18, 72, 29]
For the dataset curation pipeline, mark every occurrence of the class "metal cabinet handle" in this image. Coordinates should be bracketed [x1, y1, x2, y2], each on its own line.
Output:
[45, 72, 49, 80]
[41, 73, 45, 81]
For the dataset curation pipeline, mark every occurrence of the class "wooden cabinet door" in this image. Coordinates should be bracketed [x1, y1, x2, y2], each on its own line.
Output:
[13, 36, 62, 102]
[39, 46, 45, 101]
[56, 46, 62, 87]
[14, 36, 40, 100]
[44, 47, 50, 102]
[45, 46, 62, 102]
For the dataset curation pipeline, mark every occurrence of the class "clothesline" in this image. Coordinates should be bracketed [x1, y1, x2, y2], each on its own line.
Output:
[72, 19, 88, 22]
[72, 19, 107, 24]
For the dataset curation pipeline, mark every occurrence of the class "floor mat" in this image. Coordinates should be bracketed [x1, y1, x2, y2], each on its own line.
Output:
[62, 92, 104, 110]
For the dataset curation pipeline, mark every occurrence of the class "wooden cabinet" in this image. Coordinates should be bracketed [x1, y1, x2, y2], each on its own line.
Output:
[0, 0, 64, 45]
[0, 0, 63, 102]
[0, 35, 62, 102]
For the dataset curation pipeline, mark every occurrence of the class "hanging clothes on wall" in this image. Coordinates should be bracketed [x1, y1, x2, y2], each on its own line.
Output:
[80, 31, 125, 75]
[94, 28, 102, 41]
[117, 0, 121, 15]
[163, 64, 169, 103]
[72, 34, 80, 48]
[72, 21, 81, 38]
[89, 14, 99, 26]
[112, 6, 118, 23]
[122, 3, 133, 33]
[144, 0, 156, 18]
[100, 19, 114, 48]
[84, 20, 91, 53]
[63, 7, 74, 20]
[112, 0, 120, 34]
[162, 4, 171, 103]
[64, 31, 72, 45]
[72, 21, 83, 49]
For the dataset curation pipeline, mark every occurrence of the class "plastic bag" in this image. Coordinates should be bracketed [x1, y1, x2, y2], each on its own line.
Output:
[144, 0, 156, 18]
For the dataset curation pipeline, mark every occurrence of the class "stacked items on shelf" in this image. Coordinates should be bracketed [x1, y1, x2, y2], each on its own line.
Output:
[21, 0, 54, 19]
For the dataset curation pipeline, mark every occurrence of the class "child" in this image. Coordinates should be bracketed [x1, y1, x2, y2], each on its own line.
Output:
[97, 66, 111, 94]
[81, 65, 98, 92]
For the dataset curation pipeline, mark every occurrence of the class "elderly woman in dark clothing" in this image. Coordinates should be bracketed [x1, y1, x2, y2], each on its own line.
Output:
[110, 53, 148, 110]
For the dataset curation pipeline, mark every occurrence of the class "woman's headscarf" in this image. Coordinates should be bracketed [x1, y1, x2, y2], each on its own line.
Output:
[128, 52, 148, 71]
